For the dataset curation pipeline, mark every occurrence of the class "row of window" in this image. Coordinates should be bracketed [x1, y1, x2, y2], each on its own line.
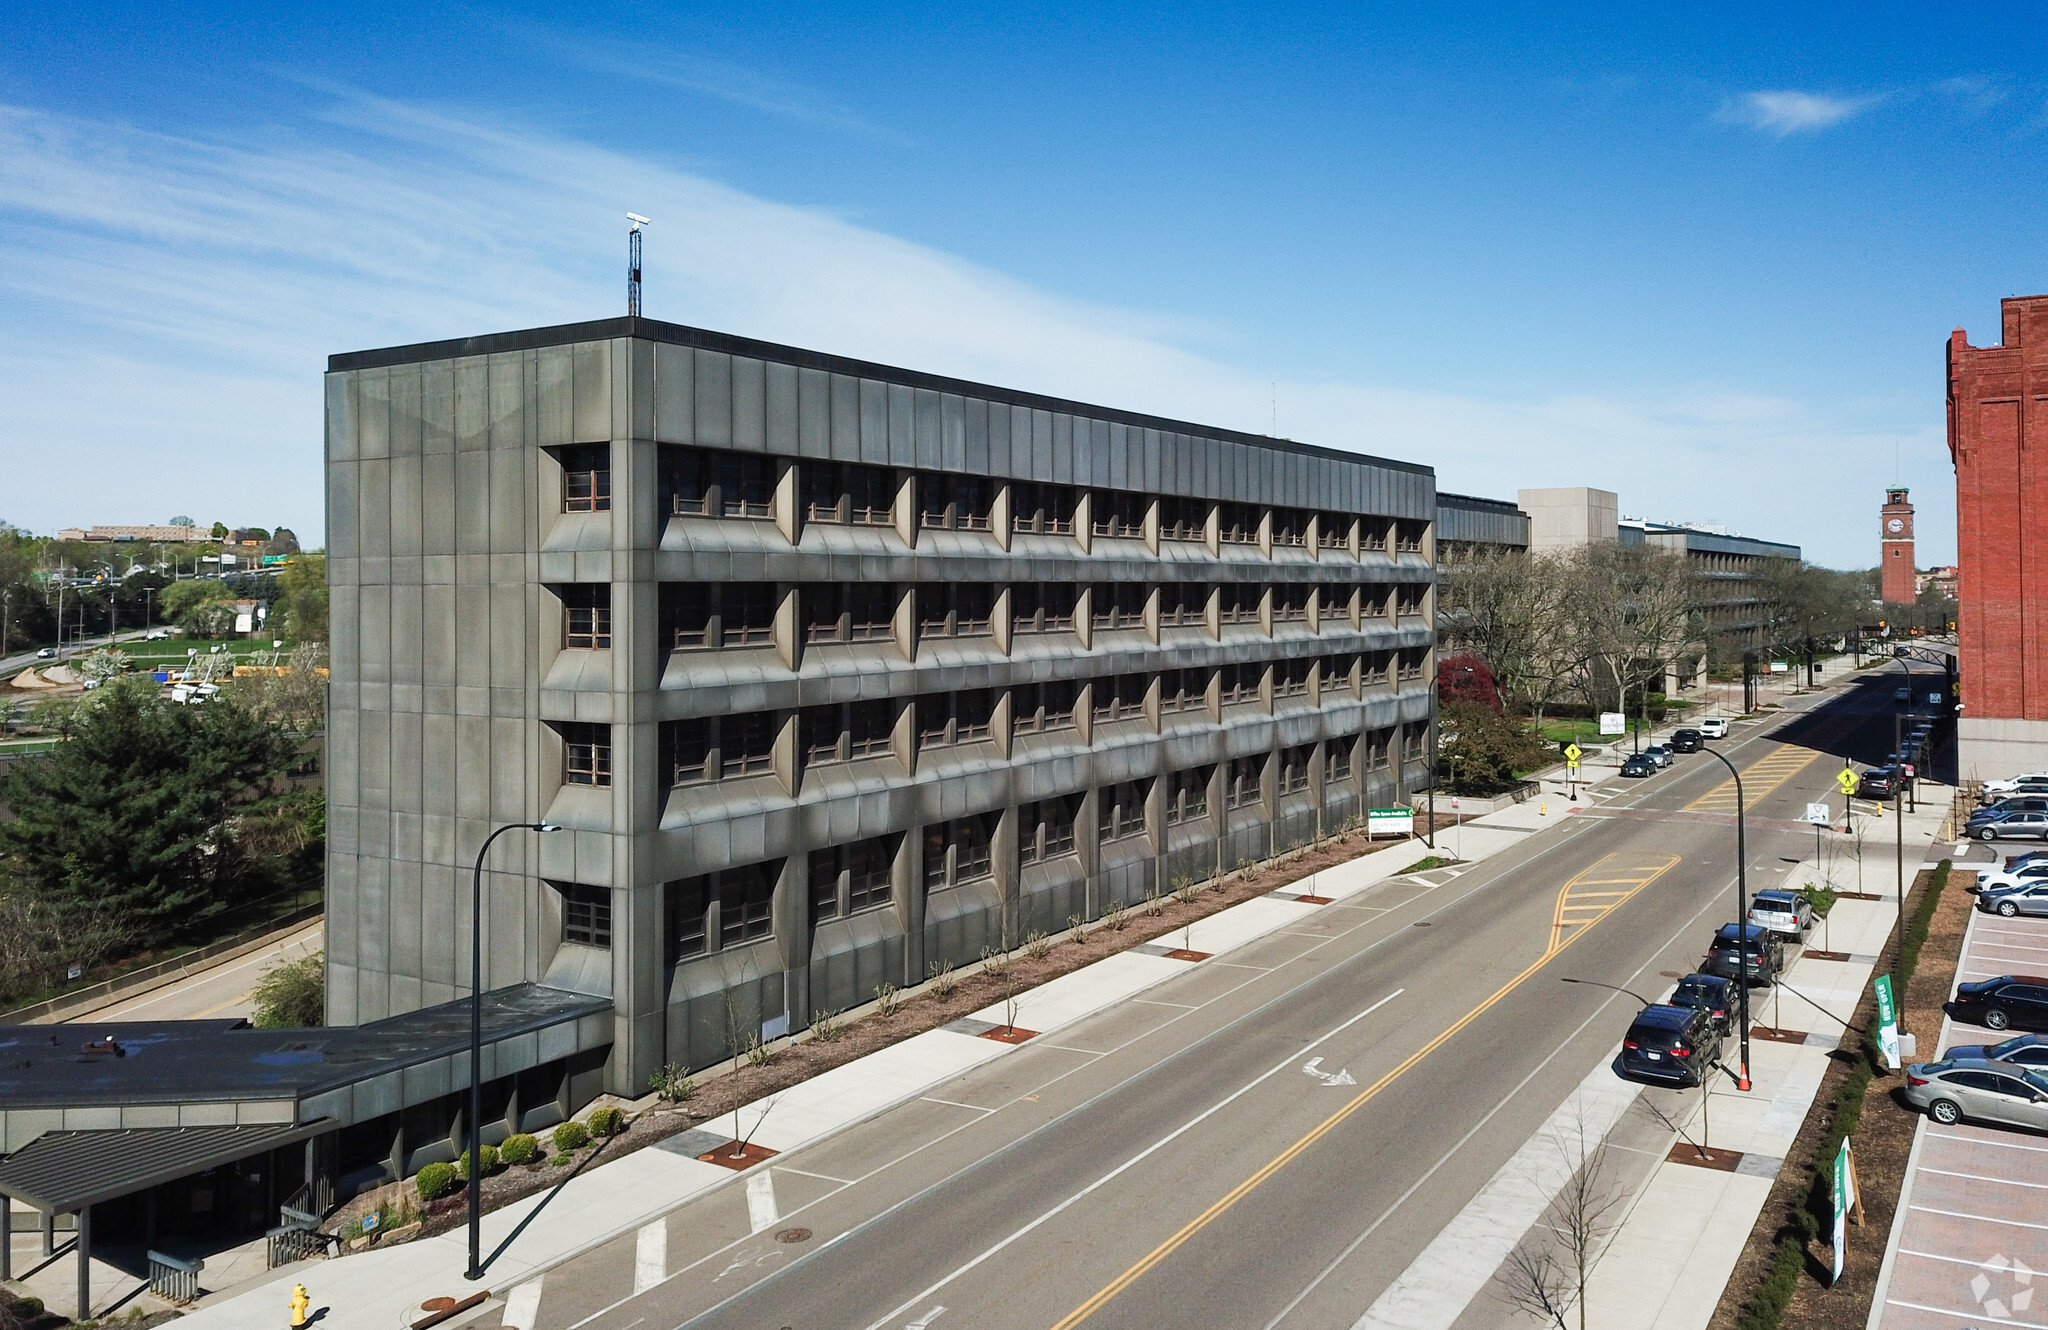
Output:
[557, 581, 1429, 654]
[557, 444, 1429, 553]
[558, 736, 1402, 954]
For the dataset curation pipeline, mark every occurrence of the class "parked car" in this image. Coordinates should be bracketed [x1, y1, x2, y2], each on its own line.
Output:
[1858, 767, 1904, 800]
[1979, 797, 2048, 818]
[1983, 781, 2048, 806]
[1978, 882, 2048, 918]
[1970, 860, 2048, 895]
[1705, 923, 1785, 986]
[1983, 773, 2048, 797]
[1903, 1057, 2048, 1129]
[1998, 850, 2048, 874]
[1942, 1033, 2048, 1071]
[1620, 1004, 1724, 1087]
[141, 627, 174, 641]
[1620, 754, 1655, 778]
[34, 647, 54, 659]
[1951, 975, 2048, 1032]
[1895, 685, 1914, 704]
[1670, 728, 1703, 753]
[1968, 809, 2048, 842]
[1667, 973, 1736, 1036]
[1699, 718, 1730, 739]
[1642, 745, 1672, 768]
[1748, 890, 1815, 941]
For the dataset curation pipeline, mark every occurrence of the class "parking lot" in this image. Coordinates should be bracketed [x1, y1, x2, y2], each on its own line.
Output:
[1878, 891, 2048, 1328]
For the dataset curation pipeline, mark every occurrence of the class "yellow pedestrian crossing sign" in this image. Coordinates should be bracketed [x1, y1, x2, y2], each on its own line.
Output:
[1564, 744, 1582, 768]
[1836, 768, 1859, 796]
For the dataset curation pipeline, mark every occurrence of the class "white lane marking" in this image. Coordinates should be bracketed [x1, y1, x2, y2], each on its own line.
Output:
[634, 1221, 666, 1294]
[1885, 1297, 2048, 1329]
[745, 1173, 779, 1235]
[918, 1098, 993, 1114]
[1912, 1205, 2048, 1232]
[1921, 1167, 2048, 1190]
[1927, 1131, 2048, 1155]
[852, 990, 1405, 1330]
[503, 1278, 544, 1330]
[1301, 1057, 1356, 1087]
[904, 1308, 947, 1329]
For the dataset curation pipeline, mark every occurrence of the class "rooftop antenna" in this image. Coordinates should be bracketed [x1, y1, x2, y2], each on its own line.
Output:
[626, 214, 652, 316]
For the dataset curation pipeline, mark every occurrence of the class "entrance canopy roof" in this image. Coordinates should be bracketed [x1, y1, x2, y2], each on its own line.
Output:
[0, 1120, 335, 1214]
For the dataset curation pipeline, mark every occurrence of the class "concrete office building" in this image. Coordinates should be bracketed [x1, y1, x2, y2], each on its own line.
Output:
[1436, 492, 1531, 562]
[1517, 486, 1618, 553]
[324, 317, 1441, 1097]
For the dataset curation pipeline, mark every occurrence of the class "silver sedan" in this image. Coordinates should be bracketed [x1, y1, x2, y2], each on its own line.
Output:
[1904, 1057, 2048, 1130]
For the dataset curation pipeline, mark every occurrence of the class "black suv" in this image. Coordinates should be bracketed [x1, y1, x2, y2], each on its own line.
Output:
[1668, 973, 1736, 1035]
[1705, 923, 1785, 986]
[1857, 767, 1903, 800]
[1951, 975, 2048, 1032]
[1669, 728, 1703, 753]
[1621, 1004, 1723, 1086]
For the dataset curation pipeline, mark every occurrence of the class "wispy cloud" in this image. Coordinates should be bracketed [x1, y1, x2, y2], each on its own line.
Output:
[0, 91, 1932, 564]
[1718, 89, 1883, 136]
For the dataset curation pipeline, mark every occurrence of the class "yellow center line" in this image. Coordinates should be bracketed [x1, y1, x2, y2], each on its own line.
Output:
[1048, 851, 1681, 1330]
[1686, 746, 1822, 813]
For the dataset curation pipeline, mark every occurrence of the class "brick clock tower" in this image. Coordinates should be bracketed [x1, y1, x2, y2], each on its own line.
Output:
[1881, 486, 1915, 604]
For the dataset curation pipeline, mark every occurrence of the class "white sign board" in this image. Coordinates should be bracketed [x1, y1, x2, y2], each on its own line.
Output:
[1368, 808, 1414, 837]
[1805, 802, 1833, 826]
[1598, 712, 1626, 736]
[1769, 660, 1790, 673]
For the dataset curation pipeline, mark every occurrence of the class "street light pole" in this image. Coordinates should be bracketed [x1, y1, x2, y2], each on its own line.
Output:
[1699, 746, 1753, 1091]
[465, 821, 559, 1282]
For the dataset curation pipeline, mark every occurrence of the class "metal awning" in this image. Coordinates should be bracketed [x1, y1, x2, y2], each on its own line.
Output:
[0, 1120, 333, 1214]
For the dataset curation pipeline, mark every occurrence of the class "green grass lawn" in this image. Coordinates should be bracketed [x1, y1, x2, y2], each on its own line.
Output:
[118, 637, 281, 671]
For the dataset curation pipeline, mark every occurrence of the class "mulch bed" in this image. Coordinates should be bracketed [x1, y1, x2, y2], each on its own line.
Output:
[1707, 864, 1975, 1330]
[382, 828, 1430, 1244]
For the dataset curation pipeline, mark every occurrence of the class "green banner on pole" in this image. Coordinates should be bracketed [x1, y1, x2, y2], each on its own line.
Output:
[1832, 1137, 1856, 1284]
[1874, 974, 1901, 1070]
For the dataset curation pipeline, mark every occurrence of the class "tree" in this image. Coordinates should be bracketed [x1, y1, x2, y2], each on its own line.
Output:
[1438, 699, 1548, 794]
[275, 553, 328, 644]
[251, 950, 325, 1027]
[225, 642, 328, 735]
[1438, 653, 1501, 710]
[0, 680, 300, 947]
[1500, 1107, 1623, 1330]
[160, 578, 235, 638]
[210, 521, 229, 540]
[1437, 549, 1574, 713]
[1564, 543, 1701, 716]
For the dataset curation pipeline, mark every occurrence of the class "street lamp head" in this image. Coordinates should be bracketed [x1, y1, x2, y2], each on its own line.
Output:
[537, 822, 562, 833]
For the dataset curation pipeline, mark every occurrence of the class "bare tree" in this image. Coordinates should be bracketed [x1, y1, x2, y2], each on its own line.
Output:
[1438, 549, 1575, 713]
[1564, 543, 1701, 721]
[1498, 1106, 1624, 1330]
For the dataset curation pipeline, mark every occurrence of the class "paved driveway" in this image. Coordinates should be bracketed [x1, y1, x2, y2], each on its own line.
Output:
[1876, 905, 2048, 1329]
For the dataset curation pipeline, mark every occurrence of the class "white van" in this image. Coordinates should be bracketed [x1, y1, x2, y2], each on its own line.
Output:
[1699, 717, 1730, 739]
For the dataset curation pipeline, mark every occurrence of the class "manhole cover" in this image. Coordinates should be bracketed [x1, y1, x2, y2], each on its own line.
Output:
[774, 1227, 812, 1244]
[421, 1298, 459, 1313]
[1413, 921, 1433, 927]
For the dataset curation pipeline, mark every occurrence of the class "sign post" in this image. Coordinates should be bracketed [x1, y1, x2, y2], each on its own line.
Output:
[1874, 974, 1901, 1071]
[1564, 744, 1582, 802]
[1831, 1137, 1862, 1285]
[1837, 768, 1859, 834]
[1367, 807, 1414, 839]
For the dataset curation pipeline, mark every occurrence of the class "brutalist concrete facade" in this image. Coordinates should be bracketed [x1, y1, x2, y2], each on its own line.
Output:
[325, 317, 1438, 1095]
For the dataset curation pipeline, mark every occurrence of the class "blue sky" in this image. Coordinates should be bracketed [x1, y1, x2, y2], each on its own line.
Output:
[1, 3, 2040, 565]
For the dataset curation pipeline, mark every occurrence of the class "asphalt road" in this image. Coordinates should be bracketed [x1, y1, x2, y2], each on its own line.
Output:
[496, 675, 1919, 1330]
[44, 918, 326, 1024]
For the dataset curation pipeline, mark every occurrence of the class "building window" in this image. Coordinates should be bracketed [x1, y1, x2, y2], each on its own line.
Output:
[1225, 755, 1264, 810]
[1275, 658, 1313, 699]
[558, 722, 611, 787]
[1273, 585, 1311, 623]
[1397, 650, 1428, 682]
[1166, 767, 1210, 824]
[1012, 583, 1078, 634]
[1159, 668, 1208, 714]
[1368, 731, 1393, 771]
[1091, 491, 1146, 539]
[1159, 582, 1208, 629]
[560, 445, 611, 513]
[801, 699, 897, 765]
[1326, 740, 1354, 784]
[1361, 586, 1391, 621]
[919, 690, 995, 749]
[1019, 796, 1080, 866]
[1012, 482, 1077, 536]
[1395, 521, 1426, 553]
[1395, 587, 1424, 619]
[1091, 582, 1147, 633]
[1100, 780, 1150, 842]
[1092, 673, 1149, 725]
[1317, 512, 1352, 551]
[1160, 497, 1208, 543]
[1271, 508, 1308, 548]
[665, 860, 783, 962]
[1013, 681, 1078, 735]
[1325, 654, 1359, 696]
[810, 836, 898, 920]
[801, 461, 896, 526]
[917, 583, 994, 639]
[1362, 651, 1393, 686]
[1279, 745, 1313, 795]
[662, 712, 777, 785]
[804, 583, 898, 644]
[1218, 663, 1262, 708]
[1360, 518, 1391, 553]
[1219, 583, 1259, 626]
[557, 884, 612, 947]
[1219, 503, 1260, 546]
[558, 584, 612, 649]
[663, 445, 773, 519]
[661, 582, 777, 651]
[916, 474, 993, 532]
[1401, 726, 1428, 764]
[924, 815, 996, 889]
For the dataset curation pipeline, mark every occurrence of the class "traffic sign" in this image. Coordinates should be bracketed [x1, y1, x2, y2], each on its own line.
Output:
[1836, 768, 1859, 795]
[1564, 744, 1582, 769]
[1805, 802, 1832, 826]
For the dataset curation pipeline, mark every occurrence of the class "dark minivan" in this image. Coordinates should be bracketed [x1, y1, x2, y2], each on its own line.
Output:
[1951, 975, 2048, 1032]
[1621, 1004, 1723, 1086]
[1669, 728, 1703, 754]
[1669, 973, 1736, 1035]
[1705, 923, 1785, 986]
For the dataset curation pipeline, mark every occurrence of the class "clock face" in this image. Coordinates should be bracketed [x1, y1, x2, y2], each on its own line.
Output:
[1887, 518, 1905, 533]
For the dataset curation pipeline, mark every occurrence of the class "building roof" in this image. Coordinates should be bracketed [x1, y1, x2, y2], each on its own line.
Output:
[0, 984, 611, 1110]
[327, 315, 1433, 478]
[0, 1121, 333, 1213]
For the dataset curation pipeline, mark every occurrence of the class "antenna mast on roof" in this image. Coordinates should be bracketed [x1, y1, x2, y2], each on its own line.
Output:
[626, 214, 652, 316]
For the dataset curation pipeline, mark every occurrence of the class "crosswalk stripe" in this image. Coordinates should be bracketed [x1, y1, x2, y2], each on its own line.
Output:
[745, 1171, 780, 1234]
[503, 1278, 544, 1330]
[633, 1221, 666, 1294]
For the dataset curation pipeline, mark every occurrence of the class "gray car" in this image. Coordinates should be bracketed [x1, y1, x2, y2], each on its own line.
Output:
[1643, 745, 1672, 769]
[1942, 1034, 2048, 1071]
[1980, 881, 2048, 918]
[1904, 1057, 2048, 1129]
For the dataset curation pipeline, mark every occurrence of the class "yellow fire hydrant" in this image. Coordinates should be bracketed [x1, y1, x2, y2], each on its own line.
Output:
[290, 1284, 311, 1329]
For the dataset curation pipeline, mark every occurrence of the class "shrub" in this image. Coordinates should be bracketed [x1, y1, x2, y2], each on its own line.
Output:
[1025, 930, 1053, 959]
[587, 1106, 624, 1137]
[499, 1133, 539, 1165]
[549, 1153, 573, 1167]
[251, 951, 326, 1028]
[456, 1144, 498, 1177]
[552, 1120, 589, 1153]
[930, 960, 958, 998]
[15, 1297, 45, 1320]
[414, 1162, 457, 1203]
[810, 1009, 846, 1042]
[648, 1063, 695, 1102]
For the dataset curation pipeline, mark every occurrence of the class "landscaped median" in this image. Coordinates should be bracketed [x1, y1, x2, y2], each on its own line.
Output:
[1709, 859, 1965, 1330]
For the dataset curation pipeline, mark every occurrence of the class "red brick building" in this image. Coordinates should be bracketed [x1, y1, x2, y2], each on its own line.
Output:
[1949, 295, 2048, 777]
[1880, 487, 1916, 604]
